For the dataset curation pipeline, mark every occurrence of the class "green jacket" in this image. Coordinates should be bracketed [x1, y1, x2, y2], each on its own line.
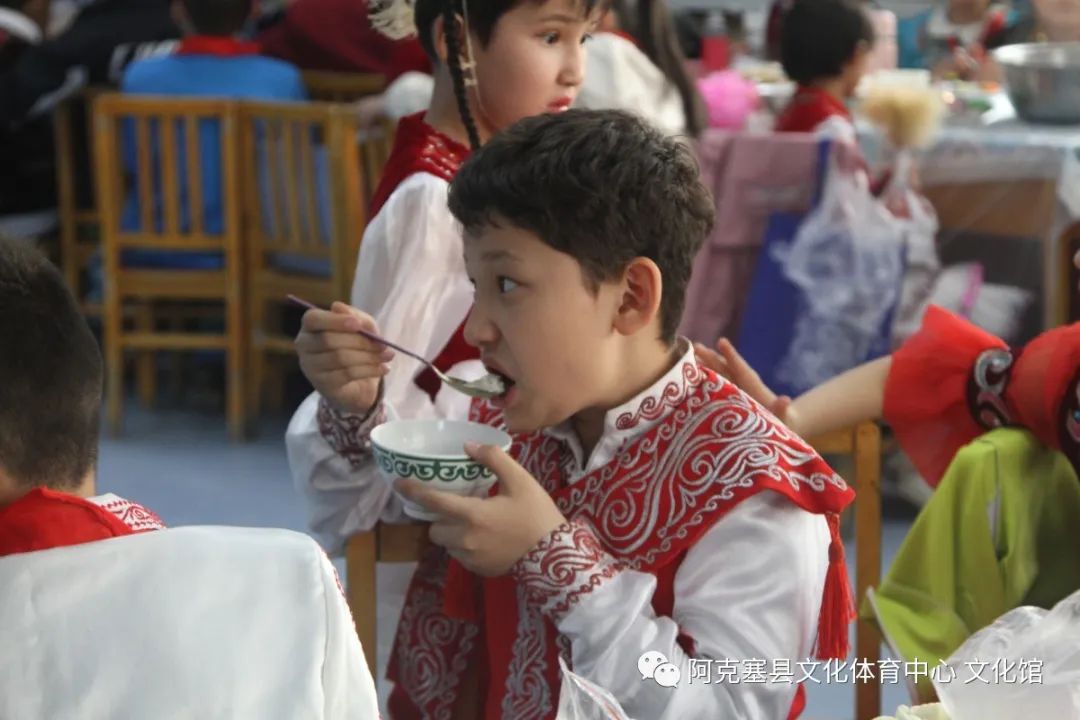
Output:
[863, 428, 1080, 702]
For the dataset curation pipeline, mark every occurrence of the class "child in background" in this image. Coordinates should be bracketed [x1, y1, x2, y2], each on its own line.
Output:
[294, 108, 856, 720]
[122, 0, 305, 101]
[287, 0, 596, 538]
[574, 0, 707, 136]
[695, 306, 1080, 486]
[774, 0, 874, 140]
[0, 238, 378, 719]
[896, 0, 1012, 77]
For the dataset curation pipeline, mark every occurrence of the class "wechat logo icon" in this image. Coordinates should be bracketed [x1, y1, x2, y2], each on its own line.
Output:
[638, 651, 681, 688]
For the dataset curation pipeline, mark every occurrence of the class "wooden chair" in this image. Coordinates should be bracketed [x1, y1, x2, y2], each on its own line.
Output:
[93, 94, 247, 440]
[808, 421, 883, 720]
[301, 71, 385, 103]
[55, 87, 106, 314]
[239, 101, 364, 417]
[343, 420, 884, 719]
[922, 177, 1060, 332]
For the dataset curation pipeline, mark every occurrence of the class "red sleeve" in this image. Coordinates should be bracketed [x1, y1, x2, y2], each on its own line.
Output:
[1006, 321, 1080, 456]
[883, 305, 1009, 486]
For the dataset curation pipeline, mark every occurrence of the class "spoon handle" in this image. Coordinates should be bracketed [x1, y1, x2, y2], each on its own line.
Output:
[286, 295, 434, 369]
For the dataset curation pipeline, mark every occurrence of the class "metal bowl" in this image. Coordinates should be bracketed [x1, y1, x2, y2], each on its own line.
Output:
[992, 42, 1080, 125]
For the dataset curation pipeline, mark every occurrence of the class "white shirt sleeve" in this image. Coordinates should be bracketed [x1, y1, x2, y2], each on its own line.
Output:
[285, 172, 476, 554]
[575, 33, 687, 137]
[516, 493, 830, 719]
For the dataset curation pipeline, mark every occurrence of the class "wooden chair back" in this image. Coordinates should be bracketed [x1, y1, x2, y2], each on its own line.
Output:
[302, 71, 385, 103]
[55, 86, 106, 313]
[92, 93, 247, 439]
[344, 420, 883, 719]
[809, 421, 883, 720]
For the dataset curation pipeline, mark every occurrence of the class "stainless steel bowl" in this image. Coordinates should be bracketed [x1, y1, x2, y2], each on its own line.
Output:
[993, 42, 1080, 125]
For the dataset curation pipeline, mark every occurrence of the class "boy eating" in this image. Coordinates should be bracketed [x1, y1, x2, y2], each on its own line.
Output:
[290, 109, 855, 719]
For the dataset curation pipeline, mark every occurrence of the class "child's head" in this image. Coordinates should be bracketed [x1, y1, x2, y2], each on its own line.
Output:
[780, 0, 874, 96]
[0, 239, 102, 504]
[607, 0, 708, 136]
[379, 0, 602, 147]
[176, 0, 252, 36]
[448, 109, 715, 432]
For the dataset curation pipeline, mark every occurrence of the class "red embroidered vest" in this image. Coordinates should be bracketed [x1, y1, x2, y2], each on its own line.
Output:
[386, 363, 856, 719]
[370, 113, 478, 399]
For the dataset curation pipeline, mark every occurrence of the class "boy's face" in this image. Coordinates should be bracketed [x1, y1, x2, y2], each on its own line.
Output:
[463, 222, 624, 433]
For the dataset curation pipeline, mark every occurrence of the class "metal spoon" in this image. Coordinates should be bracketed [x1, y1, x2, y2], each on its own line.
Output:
[287, 295, 506, 399]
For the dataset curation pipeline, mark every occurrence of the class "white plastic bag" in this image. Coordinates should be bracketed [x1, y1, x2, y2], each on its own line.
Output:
[931, 589, 1080, 720]
[881, 149, 942, 345]
[555, 658, 636, 720]
[774, 148, 906, 391]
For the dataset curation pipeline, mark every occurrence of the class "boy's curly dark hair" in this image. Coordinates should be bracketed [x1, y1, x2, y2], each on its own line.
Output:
[448, 109, 715, 344]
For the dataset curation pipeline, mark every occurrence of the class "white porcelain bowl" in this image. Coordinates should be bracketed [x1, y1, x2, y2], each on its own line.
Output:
[371, 419, 512, 521]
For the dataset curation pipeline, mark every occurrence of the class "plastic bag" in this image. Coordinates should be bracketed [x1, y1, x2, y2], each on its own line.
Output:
[874, 703, 951, 720]
[555, 658, 636, 720]
[931, 588, 1080, 720]
[881, 149, 942, 345]
[772, 146, 905, 391]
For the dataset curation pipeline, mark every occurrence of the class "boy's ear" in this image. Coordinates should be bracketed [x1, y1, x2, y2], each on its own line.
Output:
[612, 257, 663, 338]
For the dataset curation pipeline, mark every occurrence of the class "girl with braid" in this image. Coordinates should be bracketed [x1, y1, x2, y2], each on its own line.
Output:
[287, 0, 600, 535]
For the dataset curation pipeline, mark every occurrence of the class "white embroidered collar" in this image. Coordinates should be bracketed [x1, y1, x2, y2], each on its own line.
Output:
[0, 7, 41, 44]
[543, 338, 710, 476]
[89, 493, 167, 532]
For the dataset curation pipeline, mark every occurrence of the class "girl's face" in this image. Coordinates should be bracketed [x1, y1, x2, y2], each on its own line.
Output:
[468, 0, 596, 137]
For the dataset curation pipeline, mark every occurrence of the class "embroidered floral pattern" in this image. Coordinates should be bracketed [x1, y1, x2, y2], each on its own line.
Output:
[500, 586, 557, 720]
[397, 349, 852, 719]
[512, 521, 626, 623]
[614, 361, 705, 431]
[968, 347, 1015, 430]
[389, 545, 478, 719]
[94, 497, 166, 532]
[317, 398, 385, 470]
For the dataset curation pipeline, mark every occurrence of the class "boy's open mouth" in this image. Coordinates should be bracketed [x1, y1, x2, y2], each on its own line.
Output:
[483, 363, 516, 401]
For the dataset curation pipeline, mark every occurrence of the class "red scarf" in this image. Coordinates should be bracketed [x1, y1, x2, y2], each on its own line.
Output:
[175, 35, 261, 57]
[0, 488, 164, 558]
[775, 85, 852, 134]
[370, 113, 479, 399]
[387, 363, 856, 719]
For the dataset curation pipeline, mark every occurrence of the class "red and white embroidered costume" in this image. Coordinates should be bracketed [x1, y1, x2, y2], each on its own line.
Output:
[0, 489, 378, 718]
[294, 335, 856, 719]
[287, 111, 480, 544]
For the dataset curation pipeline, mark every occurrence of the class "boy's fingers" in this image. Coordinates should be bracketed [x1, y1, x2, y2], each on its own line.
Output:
[463, 442, 526, 490]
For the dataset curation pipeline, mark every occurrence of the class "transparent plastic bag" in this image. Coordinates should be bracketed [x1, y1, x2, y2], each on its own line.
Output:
[773, 149, 905, 390]
[555, 658, 636, 720]
[932, 589, 1080, 720]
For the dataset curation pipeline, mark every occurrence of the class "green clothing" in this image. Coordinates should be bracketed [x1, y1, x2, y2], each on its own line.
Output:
[863, 428, 1080, 702]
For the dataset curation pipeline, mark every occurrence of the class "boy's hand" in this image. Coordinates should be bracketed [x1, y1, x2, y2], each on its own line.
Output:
[394, 442, 567, 577]
[694, 338, 799, 433]
[294, 302, 394, 415]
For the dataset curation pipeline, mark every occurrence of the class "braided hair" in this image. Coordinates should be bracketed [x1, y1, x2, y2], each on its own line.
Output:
[441, 0, 482, 149]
